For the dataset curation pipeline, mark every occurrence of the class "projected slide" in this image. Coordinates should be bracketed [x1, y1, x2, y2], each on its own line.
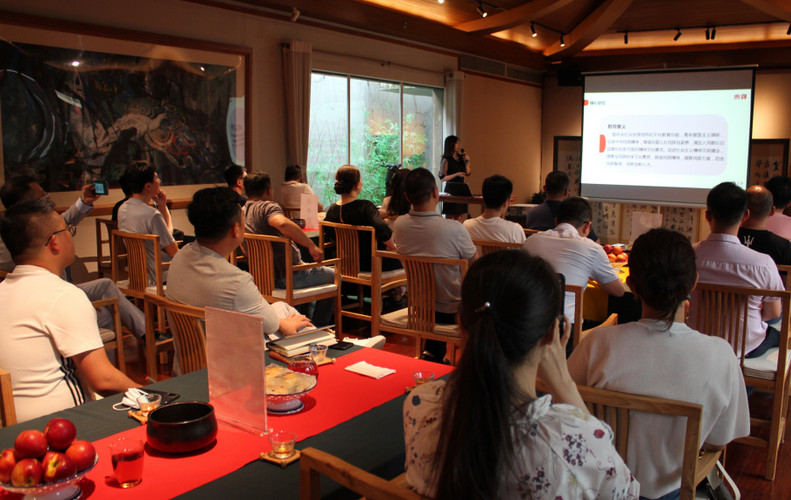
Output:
[581, 69, 754, 206]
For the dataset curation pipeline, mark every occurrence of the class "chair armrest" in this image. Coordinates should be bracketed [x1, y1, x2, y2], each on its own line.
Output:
[91, 297, 120, 310]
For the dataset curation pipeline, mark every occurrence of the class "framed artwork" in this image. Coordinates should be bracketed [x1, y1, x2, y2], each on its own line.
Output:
[0, 12, 250, 192]
[748, 139, 789, 186]
[553, 136, 581, 196]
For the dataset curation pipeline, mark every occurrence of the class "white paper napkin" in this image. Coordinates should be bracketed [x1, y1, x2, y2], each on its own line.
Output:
[345, 361, 396, 379]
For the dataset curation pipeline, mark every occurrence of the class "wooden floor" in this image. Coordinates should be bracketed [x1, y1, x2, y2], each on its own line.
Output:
[117, 324, 789, 500]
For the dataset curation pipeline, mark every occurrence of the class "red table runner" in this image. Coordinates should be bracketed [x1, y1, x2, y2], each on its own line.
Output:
[2, 348, 452, 499]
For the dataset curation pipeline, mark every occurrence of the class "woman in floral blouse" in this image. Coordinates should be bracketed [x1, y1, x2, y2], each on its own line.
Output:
[403, 250, 639, 499]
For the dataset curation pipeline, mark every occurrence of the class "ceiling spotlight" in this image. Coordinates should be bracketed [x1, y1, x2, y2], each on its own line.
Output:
[437, 0, 444, 3]
[530, 22, 537, 38]
[560, 34, 565, 47]
[624, 32, 628, 44]
[476, 3, 487, 17]
[71, 61, 80, 67]
[290, 6, 300, 22]
[674, 29, 682, 41]
[711, 26, 716, 39]
[705, 27, 710, 40]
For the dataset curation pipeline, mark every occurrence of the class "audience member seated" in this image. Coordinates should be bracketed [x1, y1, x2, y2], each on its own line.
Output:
[764, 175, 791, 241]
[569, 228, 749, 500]
[0, 175, 145, 339]
[739, 185, 791, 265]
[392, 167, 477, 363]
[0, 198, 140, 422]
[117, 163, 178, 284]
[243, 172, 335, 326]
[689, 182, 784, 357]
[523, 196, 624, 351]
[380, 168, 410, 220]
[463, 174, 525, 244]
[525, 170, 598, 241]
[324, 165, 400, 272]
[276, 164, 323, 217]
[404, 250, 639, 499]
[223, 163, 248, 204]
[167, 187, 312, 342]
[111, 164, 134, 221]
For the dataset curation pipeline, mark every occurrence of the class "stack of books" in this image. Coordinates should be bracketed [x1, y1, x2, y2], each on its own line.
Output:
[268, 327, 336, 357]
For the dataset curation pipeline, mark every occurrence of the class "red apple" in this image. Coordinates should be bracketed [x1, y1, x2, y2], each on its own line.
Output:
[10, 458, 43, 487]
[603, 244, 614, 254]
[44, 418, 77, 451]
[0, 448, 17, 483]
[65, 441, 96, 472]
[42, 452, 76, 483]
[612, 245, 624, 255]
[14, 430, 47, 459]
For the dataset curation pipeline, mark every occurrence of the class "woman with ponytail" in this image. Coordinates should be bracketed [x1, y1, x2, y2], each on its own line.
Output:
[404, 250, 638, 499]
[569, 228, 749, 500]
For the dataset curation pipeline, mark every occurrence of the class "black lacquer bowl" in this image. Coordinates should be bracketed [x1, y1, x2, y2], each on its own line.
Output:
[146, 401, 217, 453]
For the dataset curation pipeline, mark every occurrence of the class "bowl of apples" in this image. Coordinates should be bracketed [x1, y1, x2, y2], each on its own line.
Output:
[0, 418, 98, 500]
[603, 243, 629, 267]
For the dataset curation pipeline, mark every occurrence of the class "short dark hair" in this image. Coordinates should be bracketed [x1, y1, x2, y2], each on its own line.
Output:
[223, 164, 246, 187]
[243, 172, 271, 198]
[0, 198, 58, 260]
[746, 186, 774, 219]
[629, 228, 696, 327]
[124, 163, 157, 194]
[334, 165, 360, 195]
[284, 164, 302, 182]
[765, 176, 791, 209]
[544, 171, 570, 196]
[707, 182, 746, 226]
[188, 187, 242, 242]
[481, 175, 513, 209]
[0, 175, 37, 208]
[404, 168, 436, 206]
[556, 197, 592, 228]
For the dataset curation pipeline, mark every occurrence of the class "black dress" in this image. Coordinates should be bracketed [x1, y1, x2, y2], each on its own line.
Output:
[324, 199, 402, 272]
[441, 155, 470, 216]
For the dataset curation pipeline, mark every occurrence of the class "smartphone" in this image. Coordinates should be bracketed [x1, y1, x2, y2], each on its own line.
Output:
[557, 273, 566, 333]
[329, 341, 354, 351]
[144, 389, 180, 405]
[93, 181, 109, 195]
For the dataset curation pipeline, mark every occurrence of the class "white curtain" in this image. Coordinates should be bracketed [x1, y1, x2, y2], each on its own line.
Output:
[444, 70, 465, 137]
[282, 40, 312, 168]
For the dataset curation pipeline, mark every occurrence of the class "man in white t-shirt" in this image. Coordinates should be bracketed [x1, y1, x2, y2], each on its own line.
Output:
[524, 197, 624, 352]
[277, 164, 323, 218]
[0, 198, 139, 422]
[764, 175, 791, 241]
[118, 163, 179, 284]
[463, 174, 525, 245]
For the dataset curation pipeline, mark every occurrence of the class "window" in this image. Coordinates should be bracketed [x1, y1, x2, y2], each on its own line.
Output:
[307, 72, 444, 208]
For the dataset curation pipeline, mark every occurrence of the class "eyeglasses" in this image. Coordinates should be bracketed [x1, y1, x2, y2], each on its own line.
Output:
[44, 224, 76, 246]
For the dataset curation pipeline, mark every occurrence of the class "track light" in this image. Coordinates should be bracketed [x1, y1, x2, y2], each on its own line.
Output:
[674, 29, 682, 41]
[624, 32, 628, 44]
[476, 3, 487, 17]
[711, 26, 716, 39]
[705, 27, 710, 40]
[290, 6, 300, 22]
[560, 34, 565, 47]
[530, 22, 537, 38]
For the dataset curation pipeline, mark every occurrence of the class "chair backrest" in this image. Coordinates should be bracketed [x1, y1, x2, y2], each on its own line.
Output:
[0, 269, 7, 283]
[690, 282, 791, 364]
[777, 264, 791, 290]
[0, 368, 17, 428]
[524, 228, 541, 237]
[143, 293, 206, 374]
[282, 206, 300, 219]
[470, 238, 523, 257]
[112, 230, 163, 295]
[380, 251, 468, 332]
[320, 221, 376, 279]
[95, 218, 118, 274]
[244, 233, 291, 298]
[299, 447, 429, 500]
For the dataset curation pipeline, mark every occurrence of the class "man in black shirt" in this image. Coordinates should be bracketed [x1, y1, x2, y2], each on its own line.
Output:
[738, 185, 791, 265]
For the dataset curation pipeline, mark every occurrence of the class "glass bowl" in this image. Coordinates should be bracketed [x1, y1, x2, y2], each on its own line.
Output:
[0, 454, 98, 500]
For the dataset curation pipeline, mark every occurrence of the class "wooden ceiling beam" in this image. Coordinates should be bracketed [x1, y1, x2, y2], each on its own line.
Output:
[454, 0, 575, 35]
[543, 0, 635, 60]
[739, 0, 791, 20]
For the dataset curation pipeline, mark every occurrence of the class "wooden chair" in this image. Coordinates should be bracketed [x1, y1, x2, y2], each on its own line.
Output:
[378, 251, 468, 362]
[0, 368, 17, 428]
[320, 221, 406, 337]
[566, 284, 584, 349]
[689, 282, 791, 480]
[300, 447, 429, 500]
[144, 294, 206, 375]
[470, 238, 522, 256]
[777, 264, 791, 290]
[282, 205, 300, 219]
[0, 269, 7, 282]
[111, 230, 172, 378]
[95, 218, 118, 278]
[577, 312, 618, 347]
[524, 228, 541, 237]
[91, 297, 127, 373]
[572, 384, 722, 500]
[244, 233, 341, 333]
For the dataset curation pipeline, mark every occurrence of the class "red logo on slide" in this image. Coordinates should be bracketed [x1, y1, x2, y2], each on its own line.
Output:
[584, 99, 589, 106]
[599, 135, 606, 153]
